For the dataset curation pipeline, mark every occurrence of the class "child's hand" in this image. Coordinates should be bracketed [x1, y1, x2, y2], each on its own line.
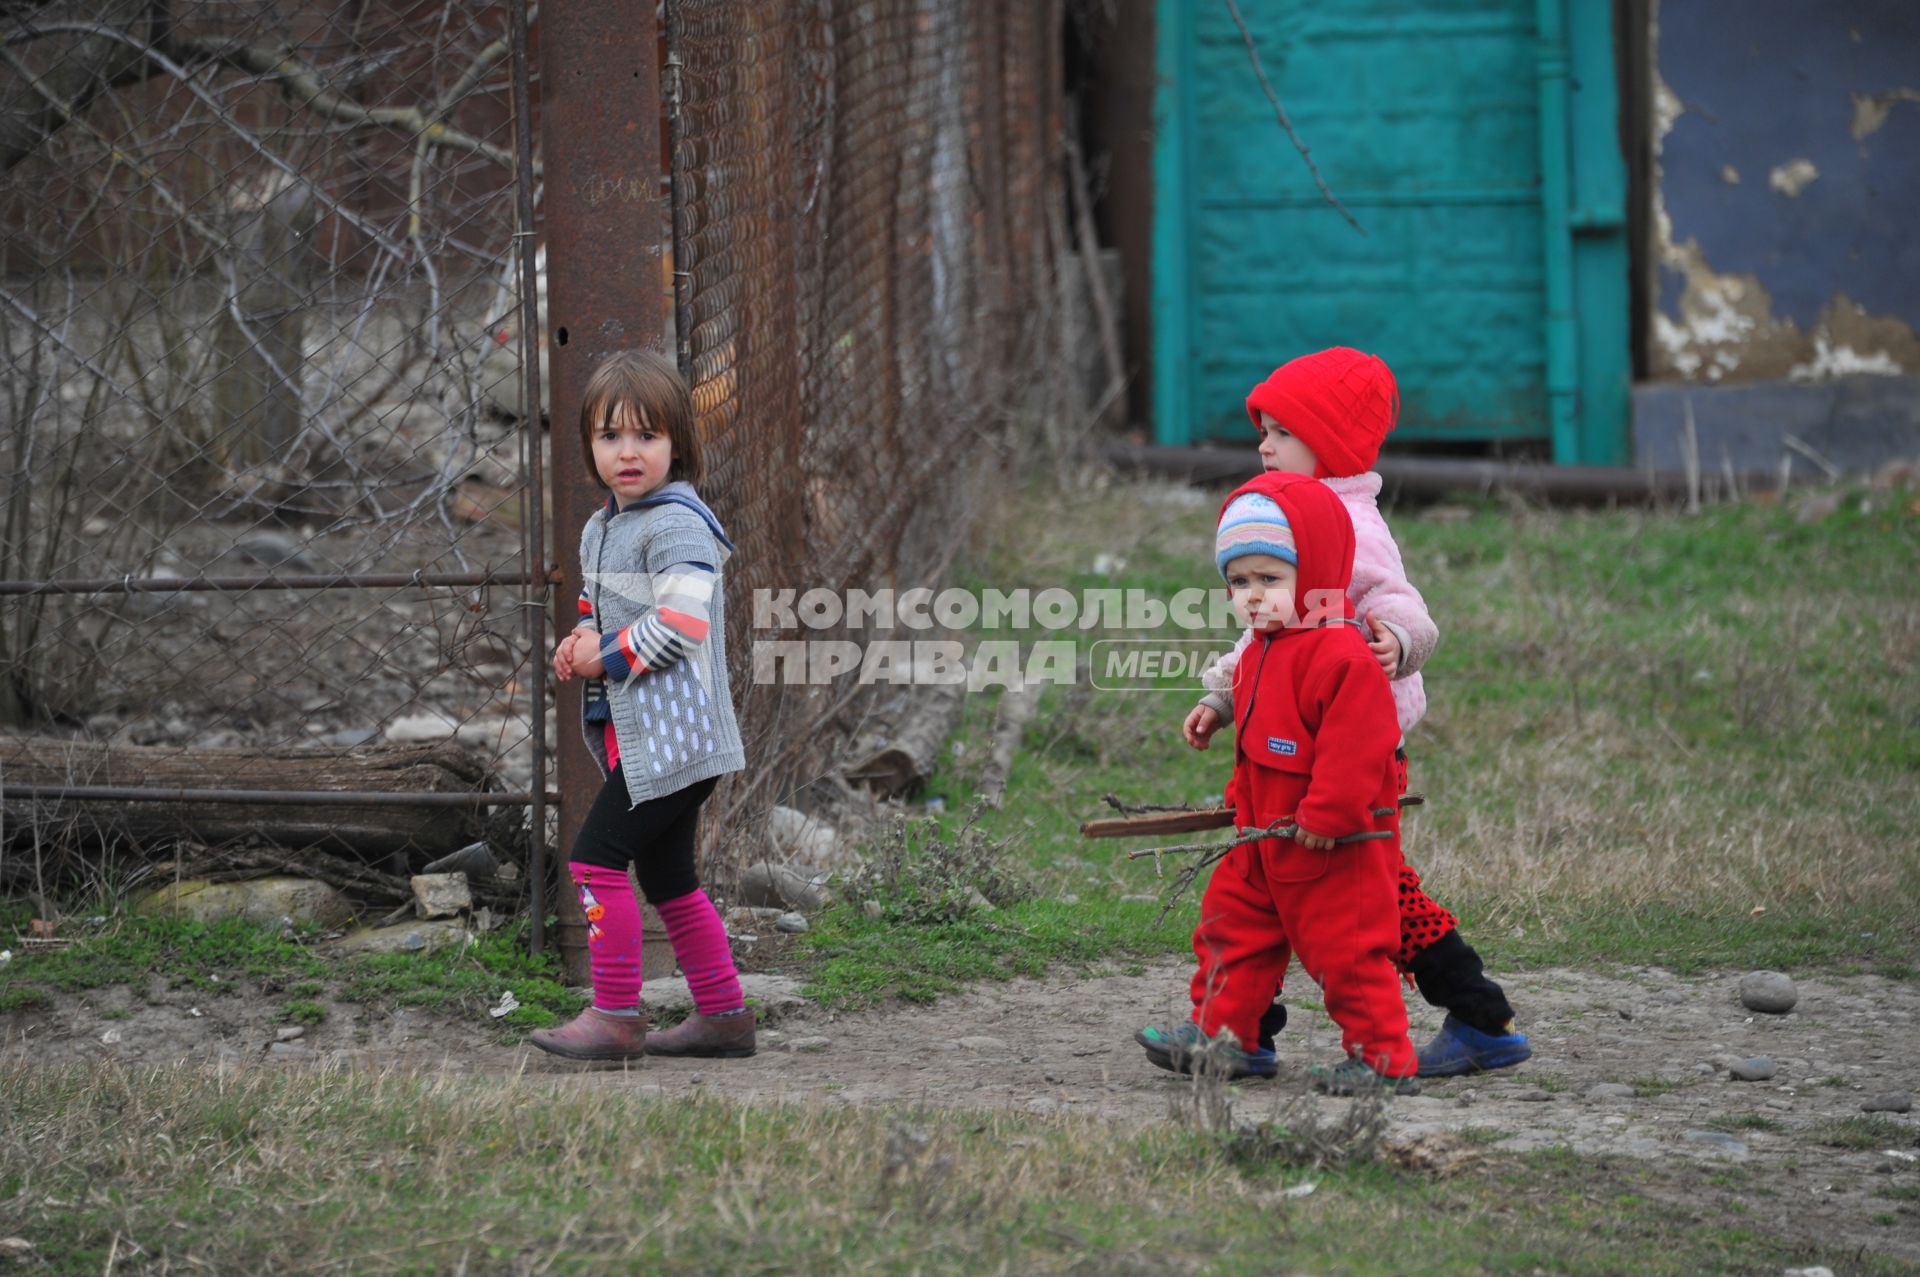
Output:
[552, 633, 578, 682]
[570, 628, 606, 678]
[1293, 823, 1336, 851]
[1182, 703, 1221, 750]
[1365, 617, 1402, 678]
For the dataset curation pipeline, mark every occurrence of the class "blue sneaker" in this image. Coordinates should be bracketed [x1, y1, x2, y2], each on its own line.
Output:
[1416, 1014, 1532, 1078]
[1135, 1023, 1279, 1080]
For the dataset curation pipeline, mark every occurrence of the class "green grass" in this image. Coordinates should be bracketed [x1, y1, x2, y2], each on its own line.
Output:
[797, 479, 1920, 1004]
[1812, 1116, 1915, 1150]
[0, 985, 52, 1012]
[2, 1060, 1909, 1277]
[335, 921, 581, 1032]
[805, 894, 1188, 1008]
[278, 999, 327, 1025]
[0, 913, 581, 1038]
[1, 914, 328, 995]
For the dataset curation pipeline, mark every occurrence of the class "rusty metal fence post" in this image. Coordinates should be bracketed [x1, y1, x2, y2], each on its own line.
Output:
[537, 0, 668, 982]
[508, 0, 550, 954]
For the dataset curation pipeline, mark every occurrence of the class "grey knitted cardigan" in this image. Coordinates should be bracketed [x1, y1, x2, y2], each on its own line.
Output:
[578, 481, 746, 806]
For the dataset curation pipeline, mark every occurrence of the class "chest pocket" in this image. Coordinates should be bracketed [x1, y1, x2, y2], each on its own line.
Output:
[1240, 676, 1316, 777]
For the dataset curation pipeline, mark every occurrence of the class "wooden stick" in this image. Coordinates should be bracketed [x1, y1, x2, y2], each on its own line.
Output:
[1079, 808, 1233, 838]
[1124, 809, 1409, 929]
[1082, 793, 1422, 839]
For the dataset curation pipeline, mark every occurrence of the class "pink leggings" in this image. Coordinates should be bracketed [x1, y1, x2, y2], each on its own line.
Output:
[570, 865, 744, 1016]
[567, 771, 742, 1016]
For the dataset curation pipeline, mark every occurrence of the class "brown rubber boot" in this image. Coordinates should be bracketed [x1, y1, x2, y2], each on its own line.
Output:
[529, 1007, 649, 1062]
[641, 1009, 756, 1058]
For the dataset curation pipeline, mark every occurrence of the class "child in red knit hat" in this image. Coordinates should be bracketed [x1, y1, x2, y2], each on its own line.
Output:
[1180, 347, 1530, 1079]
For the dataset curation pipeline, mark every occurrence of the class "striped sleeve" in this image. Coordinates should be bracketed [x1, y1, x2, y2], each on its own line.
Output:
[598, 562, 716, 683]
[577, 587, 594, 622]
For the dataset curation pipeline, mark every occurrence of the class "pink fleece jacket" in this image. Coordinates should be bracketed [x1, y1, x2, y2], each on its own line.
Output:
[1201, 472, 1437, 735]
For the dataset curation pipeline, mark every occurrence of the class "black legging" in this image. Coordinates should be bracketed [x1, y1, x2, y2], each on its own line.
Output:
[569, 769, 719, 903]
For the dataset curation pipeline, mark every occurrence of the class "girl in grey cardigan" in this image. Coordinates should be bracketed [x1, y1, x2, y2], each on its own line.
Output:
[532, 351, 752, 1064]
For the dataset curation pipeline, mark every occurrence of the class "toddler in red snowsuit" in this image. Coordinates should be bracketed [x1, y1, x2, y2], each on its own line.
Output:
[1139, 472, 1418, 1093]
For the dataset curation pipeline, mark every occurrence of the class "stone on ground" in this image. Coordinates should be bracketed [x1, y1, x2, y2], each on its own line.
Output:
[134, 876, 354, 930]
[1738, 970, 1798, 1014]
[410, 872, 472, 919]
[640, 973, 806, 1016]
[330, 918, 469, 954]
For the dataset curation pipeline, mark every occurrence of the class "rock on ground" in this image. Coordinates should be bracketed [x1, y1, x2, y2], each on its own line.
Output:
[135, 876, 354, 930]
[640, 974, 807, 1017]
[329, 919, 470, 954]
[1739, 970, 1798, 1014]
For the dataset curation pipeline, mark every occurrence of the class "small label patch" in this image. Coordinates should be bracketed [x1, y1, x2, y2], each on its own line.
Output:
[1267, 736, 1298, 757]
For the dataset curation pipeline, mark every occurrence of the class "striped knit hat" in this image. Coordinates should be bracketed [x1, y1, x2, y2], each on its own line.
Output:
[1215, 492, 1296, 578]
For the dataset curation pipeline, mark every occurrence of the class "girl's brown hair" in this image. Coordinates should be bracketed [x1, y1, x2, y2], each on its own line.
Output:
[577, 349, 704, 488]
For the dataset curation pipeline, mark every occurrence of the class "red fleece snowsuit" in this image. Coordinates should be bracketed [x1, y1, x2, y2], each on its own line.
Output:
[1190, 473, 1415, 1078]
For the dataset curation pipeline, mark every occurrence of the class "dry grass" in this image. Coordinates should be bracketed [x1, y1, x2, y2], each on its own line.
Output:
[0, 1058, 1275, 1274]
[1, 1058, 1895, 1275]
[941, 478, 1920, 976]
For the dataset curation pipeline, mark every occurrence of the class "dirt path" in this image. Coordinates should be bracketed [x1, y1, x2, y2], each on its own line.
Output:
[626, 961, 1920, 1259]
[10, 961, 1918, 1259]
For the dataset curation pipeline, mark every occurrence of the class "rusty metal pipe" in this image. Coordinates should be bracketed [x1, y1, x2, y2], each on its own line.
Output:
[1101, 444, 1778, 505]
[0, 571, 532, 596]
[1, 785, 559, 807]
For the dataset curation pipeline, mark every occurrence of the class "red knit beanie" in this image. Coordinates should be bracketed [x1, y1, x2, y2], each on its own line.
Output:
[1244, 347, 1399, 478]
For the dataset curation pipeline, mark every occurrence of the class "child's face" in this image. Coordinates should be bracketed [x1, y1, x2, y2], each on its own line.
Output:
[1255, 412, 1318, 475]
[1223, 553, 1298, 632]
[592, 400, 675, 502]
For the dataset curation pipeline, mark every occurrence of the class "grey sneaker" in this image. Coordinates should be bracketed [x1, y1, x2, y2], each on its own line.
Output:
[1308, 1056, 1420, 1097]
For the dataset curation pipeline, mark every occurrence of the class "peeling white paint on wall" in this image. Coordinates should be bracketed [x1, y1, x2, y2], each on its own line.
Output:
[1790, 336, 1905, 381]
[1767, 158, 1819, 197]
[1650, 186, 1771, 380]
[1645, 0, 1917, 383]
[1652, 79, 1684, 148]
[1849, 87, 1920, 142]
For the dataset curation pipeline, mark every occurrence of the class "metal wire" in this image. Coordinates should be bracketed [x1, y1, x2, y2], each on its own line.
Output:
[3, 1, 1070, 917]
[0, 2, 545, 875]
[667, 0, 1066, 879]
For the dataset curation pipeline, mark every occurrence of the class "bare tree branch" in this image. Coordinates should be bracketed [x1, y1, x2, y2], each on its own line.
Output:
[1220, 0, 1364, 236]
[1, 15, 537, 176]
[0, 1, 154, 171]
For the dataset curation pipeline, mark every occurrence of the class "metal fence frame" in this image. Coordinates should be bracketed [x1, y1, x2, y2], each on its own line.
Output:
[0, 0, 553, 940]
[3, 0, 1070, 978]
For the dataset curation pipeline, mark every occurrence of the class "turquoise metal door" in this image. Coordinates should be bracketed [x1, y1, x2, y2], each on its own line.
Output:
[1153, 0, 1629, 463]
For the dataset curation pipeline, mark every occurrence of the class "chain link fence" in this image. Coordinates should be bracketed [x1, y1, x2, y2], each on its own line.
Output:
[2, 0, 1076, 924]
[666, 0, 1068, 858]
[0, 2, 542, 887]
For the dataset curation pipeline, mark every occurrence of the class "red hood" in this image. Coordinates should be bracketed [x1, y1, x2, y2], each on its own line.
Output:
[1217, 472, 1356, 630]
